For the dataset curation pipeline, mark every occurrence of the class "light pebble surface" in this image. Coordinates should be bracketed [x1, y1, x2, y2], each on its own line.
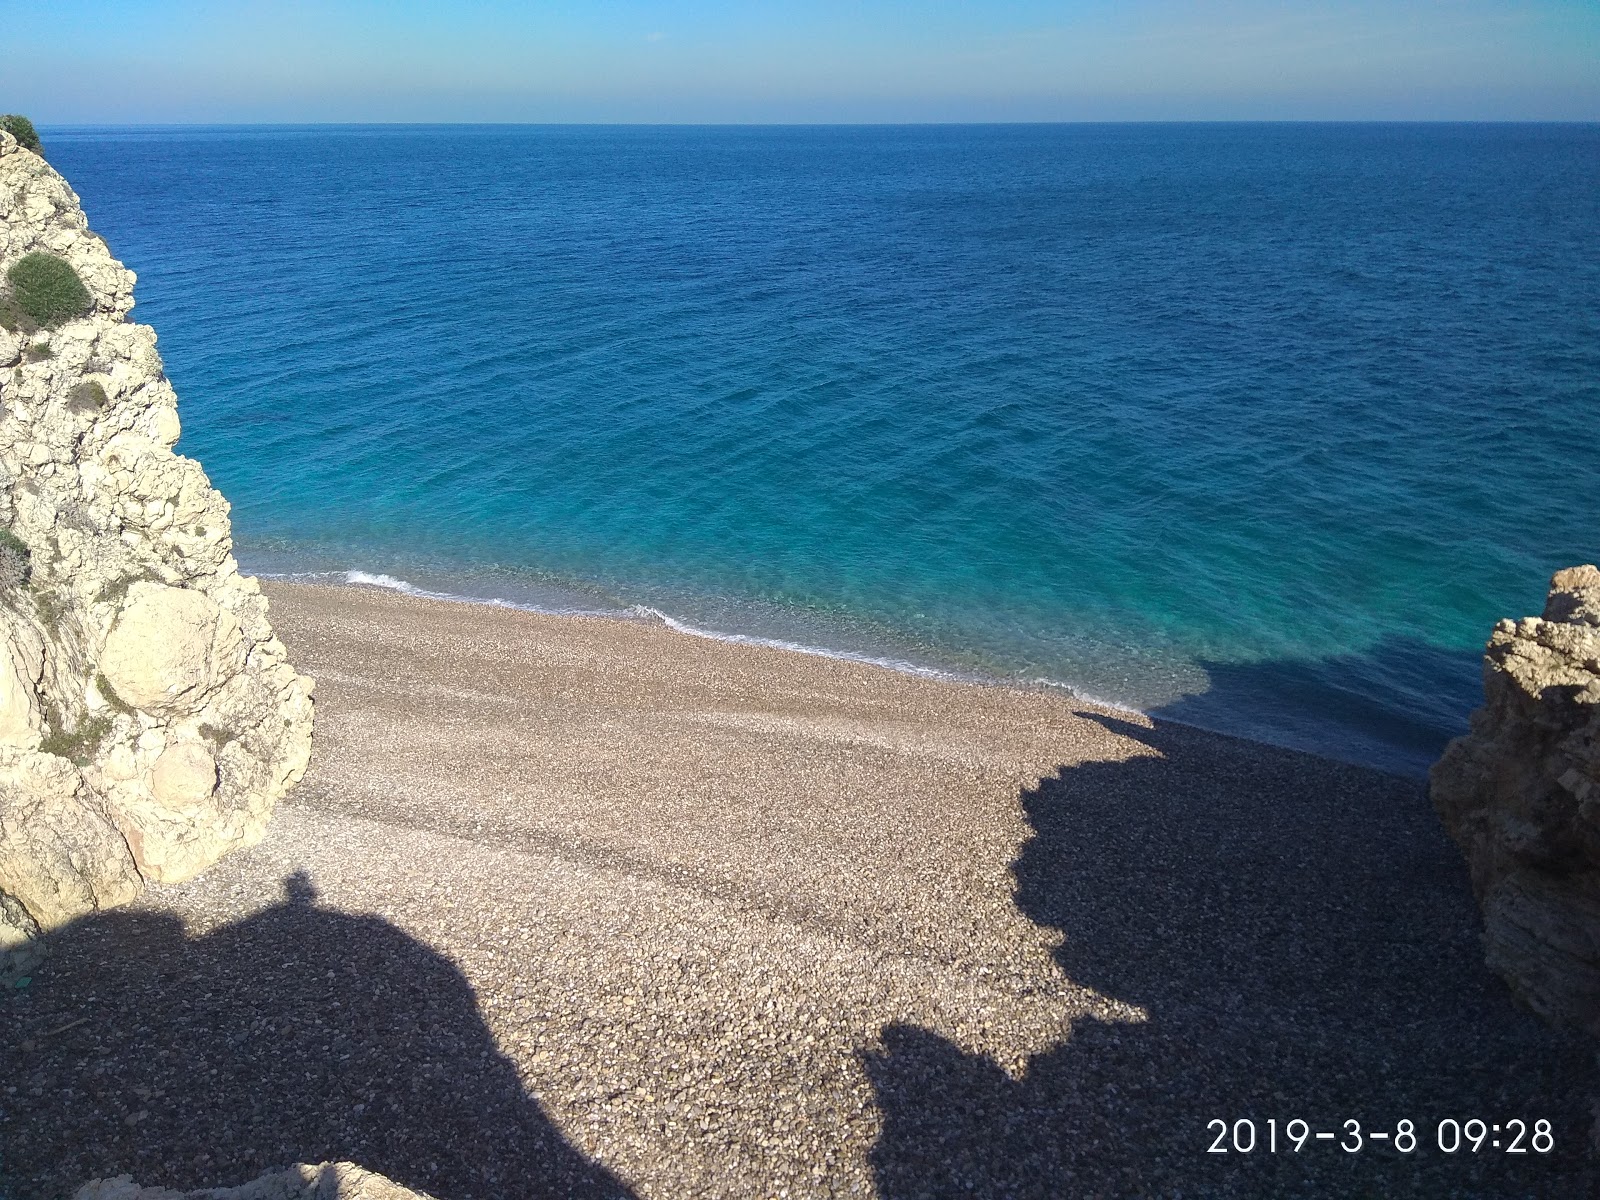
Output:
[2, 581, 1592, 1199]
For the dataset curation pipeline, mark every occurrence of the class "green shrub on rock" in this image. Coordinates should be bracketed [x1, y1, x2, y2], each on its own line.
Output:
[0, 529, 30, 593]
[6, 253, 91, 329]
[0, 115, 41, 155]
[96, 672, 137, 717]
[68, 380, 108, 413]
[94, 568, 158, 608]
[39, 711, 112, 765]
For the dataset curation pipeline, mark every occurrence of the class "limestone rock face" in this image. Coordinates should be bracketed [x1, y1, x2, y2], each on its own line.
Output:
[1432, 565, 1600, 1036]
[0, 619, 44, 747]
[100, 583, 246, 714]
[0, 750, 140, 929]
[150, 741, 218, 809]
[75, 1162, 434, 1200]
[0, 129, 314, 959]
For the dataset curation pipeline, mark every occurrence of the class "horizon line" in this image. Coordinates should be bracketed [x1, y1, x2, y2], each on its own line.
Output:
[32, 117, 1600, 129]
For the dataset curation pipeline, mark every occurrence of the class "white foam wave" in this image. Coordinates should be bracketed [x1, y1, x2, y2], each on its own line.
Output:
[1026, 676, 1148, 716]
[625, 605, 962, 681]
[343, 570, 472, 600]
[257, 567, 1150, 708]
[256, 569, 619, 618]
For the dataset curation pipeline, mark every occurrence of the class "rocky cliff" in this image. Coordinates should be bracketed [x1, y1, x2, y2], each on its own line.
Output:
[1432, 565, 1600, 1036]
[0, 129, 314, 971]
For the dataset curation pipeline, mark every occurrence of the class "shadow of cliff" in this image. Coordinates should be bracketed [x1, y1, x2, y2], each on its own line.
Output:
[865, 715, 1594, 1198]
[0, 872, 635, 1200]
[1151, 635, 1485, 778]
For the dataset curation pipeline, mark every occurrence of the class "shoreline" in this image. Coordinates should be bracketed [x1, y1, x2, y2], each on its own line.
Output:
[262, 568, 985, 686]
[262, 570, 1418, 780]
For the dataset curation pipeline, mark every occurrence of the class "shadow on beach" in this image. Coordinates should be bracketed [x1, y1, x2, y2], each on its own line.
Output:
[865, 713, 1595, 1197]
[0, 871, 635, 1200]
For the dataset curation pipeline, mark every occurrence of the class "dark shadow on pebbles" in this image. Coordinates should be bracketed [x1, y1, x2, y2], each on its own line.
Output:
[865, 715, 1596, 1198]
[0, 871, 635, 1200]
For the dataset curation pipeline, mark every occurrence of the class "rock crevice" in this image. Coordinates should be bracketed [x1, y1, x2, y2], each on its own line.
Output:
[0, 129, 314, 965]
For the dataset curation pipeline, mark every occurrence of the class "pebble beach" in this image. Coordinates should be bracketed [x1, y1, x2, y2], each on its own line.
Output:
[1, 580, 1592, 1198]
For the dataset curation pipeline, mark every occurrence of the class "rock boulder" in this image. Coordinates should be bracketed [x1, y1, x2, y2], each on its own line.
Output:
[1431, 564, 1600, 1035]
[100, 582, 245, 715]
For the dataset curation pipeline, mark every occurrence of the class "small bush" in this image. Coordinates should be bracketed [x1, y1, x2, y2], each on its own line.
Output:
[25, 342, 52, 361]
[0, 116, 41, 156]
[32, 586, 67, 637]
[198, 722, 235, 750]
[6, 253, 91, 329]
[68, 380, 108, 413]
[96, 672, 137, 716]
[0, 529, 30, 593]
[0, 295, 37, 335]
[95, 569, 157, 608]
[40, 712, 112, 766]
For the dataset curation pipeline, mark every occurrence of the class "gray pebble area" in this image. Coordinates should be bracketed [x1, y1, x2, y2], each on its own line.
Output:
[1, 582, 1593, 1198]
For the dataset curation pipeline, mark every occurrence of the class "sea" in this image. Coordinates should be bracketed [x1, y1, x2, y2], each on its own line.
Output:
[40, 124, 1600, 777]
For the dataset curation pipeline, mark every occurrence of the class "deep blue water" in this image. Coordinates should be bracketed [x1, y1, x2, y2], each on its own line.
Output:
[42, 124, 1600, 775]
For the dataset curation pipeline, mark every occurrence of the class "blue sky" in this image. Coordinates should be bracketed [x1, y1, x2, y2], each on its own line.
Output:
[7, 1, 1599, 123]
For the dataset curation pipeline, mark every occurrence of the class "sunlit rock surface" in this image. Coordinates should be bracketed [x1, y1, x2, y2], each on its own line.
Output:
[0, 129, 314, 969]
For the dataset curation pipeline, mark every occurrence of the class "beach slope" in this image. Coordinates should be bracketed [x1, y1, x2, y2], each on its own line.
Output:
[3, 581, 1590, 1198]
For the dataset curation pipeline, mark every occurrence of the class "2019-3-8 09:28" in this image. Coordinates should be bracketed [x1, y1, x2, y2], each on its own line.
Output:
[1206, 1117, 1554, 1154]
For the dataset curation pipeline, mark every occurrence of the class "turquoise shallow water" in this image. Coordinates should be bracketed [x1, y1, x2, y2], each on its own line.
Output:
[43, 124, 1600, 775]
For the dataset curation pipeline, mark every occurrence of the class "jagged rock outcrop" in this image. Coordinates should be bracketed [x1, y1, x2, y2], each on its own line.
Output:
[1432, 564, 1600, 1036]
[0, 129, 314, 969]
[75, 1162, 432, 1200]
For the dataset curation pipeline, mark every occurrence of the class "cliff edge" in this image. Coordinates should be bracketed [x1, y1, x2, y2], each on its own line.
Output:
[0, 129, 314, 971]
[1432, 565, 1600, 1035]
